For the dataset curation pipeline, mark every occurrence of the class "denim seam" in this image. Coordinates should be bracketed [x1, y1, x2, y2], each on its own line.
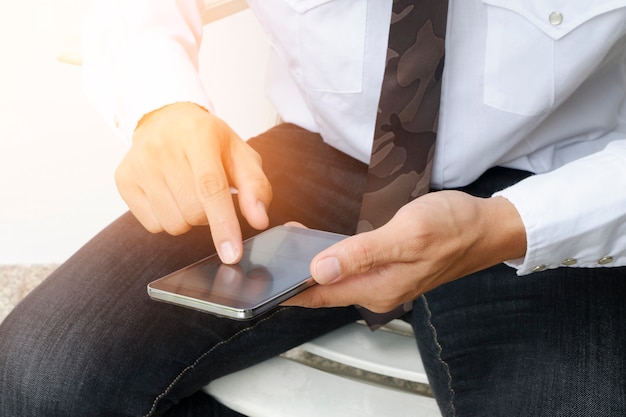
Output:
[421, 295, 457, 417]
[143, 307, 290, 417]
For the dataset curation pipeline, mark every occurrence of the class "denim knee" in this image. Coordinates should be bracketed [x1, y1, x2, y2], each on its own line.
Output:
[0, 308, 104, 415]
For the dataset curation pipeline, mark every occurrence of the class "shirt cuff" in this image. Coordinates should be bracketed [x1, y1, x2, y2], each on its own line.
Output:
[81, 0, 214, 142]
[111, 36, 213, 140]
[494, 140, 626, 275]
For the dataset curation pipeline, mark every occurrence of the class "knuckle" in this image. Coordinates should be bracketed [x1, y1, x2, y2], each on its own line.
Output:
[196, 173, 229, 202]
[350, 236, 380, 273]
[171, 190, 208, 226]
[184, 206, 208, 226]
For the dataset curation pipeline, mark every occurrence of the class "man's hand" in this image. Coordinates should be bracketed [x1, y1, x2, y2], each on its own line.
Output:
[115, 102, 272, 264]
[285, 191, 526, 312]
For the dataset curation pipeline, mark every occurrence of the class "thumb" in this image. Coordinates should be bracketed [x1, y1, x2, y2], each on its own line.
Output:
[310, 231, 386, 285]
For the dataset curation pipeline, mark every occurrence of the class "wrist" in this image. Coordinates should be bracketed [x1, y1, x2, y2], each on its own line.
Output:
[134, 102, 210, 139]
[480, 196, 527, 263]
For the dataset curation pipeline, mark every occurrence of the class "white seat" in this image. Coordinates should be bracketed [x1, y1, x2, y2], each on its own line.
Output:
[205, 320, 440, 417]
[204, 359, 439, 417]
[298, 320, 428, 384]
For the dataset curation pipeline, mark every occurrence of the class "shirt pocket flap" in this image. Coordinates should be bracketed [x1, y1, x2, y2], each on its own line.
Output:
[482, 0, 626, 40]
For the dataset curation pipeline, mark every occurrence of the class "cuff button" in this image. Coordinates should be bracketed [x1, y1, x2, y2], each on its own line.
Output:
[561, 258, 577, 266]
[597, 256, 614, 265]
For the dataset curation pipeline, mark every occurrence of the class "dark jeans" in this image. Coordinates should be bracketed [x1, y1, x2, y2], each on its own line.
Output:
[1, 124, 624, 416]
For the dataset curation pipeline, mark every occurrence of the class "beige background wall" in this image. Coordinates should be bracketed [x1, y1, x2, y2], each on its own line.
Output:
[0, 0, 272, 263]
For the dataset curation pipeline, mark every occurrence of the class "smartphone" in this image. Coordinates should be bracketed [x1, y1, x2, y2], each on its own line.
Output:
[147, 225, 347, 320]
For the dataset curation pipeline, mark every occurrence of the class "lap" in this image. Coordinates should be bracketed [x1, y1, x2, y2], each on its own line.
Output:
[0, 125, 365, 416]
[2, 125, 624, 416]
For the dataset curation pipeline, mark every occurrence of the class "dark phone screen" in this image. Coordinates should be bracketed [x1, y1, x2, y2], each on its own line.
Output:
[149, 226, 346, 309]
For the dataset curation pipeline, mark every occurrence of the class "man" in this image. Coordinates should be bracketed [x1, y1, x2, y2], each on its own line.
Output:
[1, 0, 625, 416]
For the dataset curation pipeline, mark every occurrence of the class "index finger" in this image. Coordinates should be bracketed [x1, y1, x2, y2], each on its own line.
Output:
[187, 138, 243, 264]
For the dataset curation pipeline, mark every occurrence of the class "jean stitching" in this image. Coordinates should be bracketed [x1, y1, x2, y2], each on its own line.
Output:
[421, 295, 457, 417]
[143, 307, 290, 417]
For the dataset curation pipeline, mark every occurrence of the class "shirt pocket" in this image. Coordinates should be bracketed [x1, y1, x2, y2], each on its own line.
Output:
[280, 0, 367, 93]
[482, 0, 626, 116]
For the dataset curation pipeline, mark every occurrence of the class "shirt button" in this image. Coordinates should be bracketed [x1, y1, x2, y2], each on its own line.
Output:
[549, 11, 563, 26]
[561, 258, 577, 266]
[113, 115, 120, 129]
[597, 256, 614, 265]
[532, 265, 547, 273]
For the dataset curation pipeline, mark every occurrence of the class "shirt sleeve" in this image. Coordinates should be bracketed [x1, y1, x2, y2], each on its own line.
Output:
[494, 140, 626, 275]
[81, 0, 214, 142]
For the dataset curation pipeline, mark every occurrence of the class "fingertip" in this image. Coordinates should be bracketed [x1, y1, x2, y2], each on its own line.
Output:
[218, 240, 241, 265]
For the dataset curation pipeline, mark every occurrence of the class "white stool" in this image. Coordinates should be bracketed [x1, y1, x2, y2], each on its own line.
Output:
[205, 320, 440, 417]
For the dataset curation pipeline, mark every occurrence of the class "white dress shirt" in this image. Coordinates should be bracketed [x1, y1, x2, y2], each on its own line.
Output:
[82, 0, 626, 275]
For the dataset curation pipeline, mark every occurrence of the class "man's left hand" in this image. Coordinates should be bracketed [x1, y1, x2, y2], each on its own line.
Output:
[285, 191, 526, 313]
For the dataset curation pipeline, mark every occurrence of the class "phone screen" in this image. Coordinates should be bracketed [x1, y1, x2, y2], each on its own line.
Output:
[147, 226, 346, 319]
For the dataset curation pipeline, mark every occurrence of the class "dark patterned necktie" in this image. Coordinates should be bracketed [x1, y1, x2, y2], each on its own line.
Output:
[357, 0, 448, 329]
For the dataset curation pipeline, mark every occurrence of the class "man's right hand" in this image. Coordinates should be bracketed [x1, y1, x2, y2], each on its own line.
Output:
[114, 102, 272, 264]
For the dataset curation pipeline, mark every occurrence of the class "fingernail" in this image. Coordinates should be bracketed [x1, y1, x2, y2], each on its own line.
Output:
[219, 241, 239, 264]
[314, 257, 341, 284]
